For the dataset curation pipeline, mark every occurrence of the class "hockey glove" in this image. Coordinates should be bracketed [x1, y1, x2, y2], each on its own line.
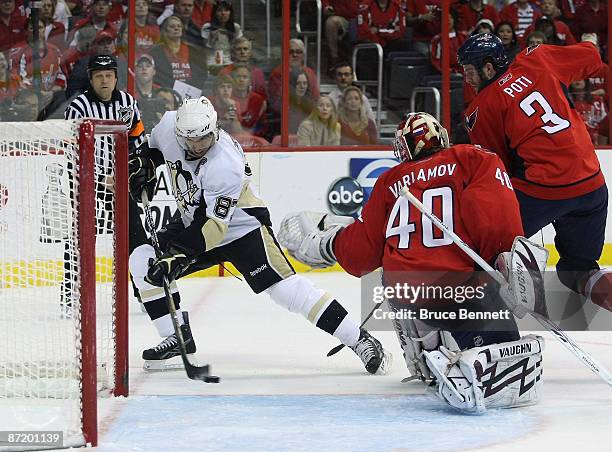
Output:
[128, 156, 157, 202]
[145, 252, 190, 287]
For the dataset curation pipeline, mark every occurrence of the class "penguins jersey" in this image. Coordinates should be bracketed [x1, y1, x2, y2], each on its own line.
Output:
[143, 111, 269, 256]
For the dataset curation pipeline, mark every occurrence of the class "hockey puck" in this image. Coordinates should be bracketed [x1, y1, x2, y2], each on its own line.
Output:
[204, 376, 220, 383]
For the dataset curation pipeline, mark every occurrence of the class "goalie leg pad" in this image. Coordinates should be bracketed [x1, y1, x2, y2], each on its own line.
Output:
[425, 335, 545, 413]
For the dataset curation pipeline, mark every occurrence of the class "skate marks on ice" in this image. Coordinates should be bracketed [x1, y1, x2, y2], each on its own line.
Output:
[99, 395, 536, 452]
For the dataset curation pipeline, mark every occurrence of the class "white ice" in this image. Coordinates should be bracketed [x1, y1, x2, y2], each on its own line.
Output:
[58, 273, 612, 450]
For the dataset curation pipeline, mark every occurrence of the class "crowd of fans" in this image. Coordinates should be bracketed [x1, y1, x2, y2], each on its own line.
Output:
[0, 0, 608, 145]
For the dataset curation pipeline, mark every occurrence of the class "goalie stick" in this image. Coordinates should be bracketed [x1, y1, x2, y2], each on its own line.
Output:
[141, 191, 219, 383]
[400, 186, 612, 388]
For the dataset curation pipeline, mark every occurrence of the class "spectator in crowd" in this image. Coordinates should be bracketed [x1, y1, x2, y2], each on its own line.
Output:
[134, 0, 161, 51]
[322, 0, 359, 71]
[597, 114, 609, 145]
[531, 17, 567, 46]
[495, 21, 520, 63]
[149, 0, 174, 20]
[357, 0, 409, 54]
[0, 0, 26, 51]
[571, 0, 607, 53]
[191, 0, 213, 28]
[135, 53, 159, 99]
[61, 25, 95, 82]
[297, 95, 340, 146]
[3, 88, 40, 121]
[431, 10, 468, 73]
[583, 34, 608, 99]
[149, 15, 207, 88]
[154, 85, 180, 110]
[405, 0, 440, 56]
[268, 38, 320, 134]
[231, 64, 267, 137]
[66, 30, 127, 98]
[218, 36, 266, 99]
[472, 18, 494, 35]
[338, 86, 377, 145]
[40, 0, 66, 50]
[522, 0, 575, 45]
[168, 0, 205, 47]
[10, 17, 65, 114]
[500, 0, 542, 39]
[569, 78, 608, 145]
[456, 0, 499, 34]
[71, 0, 119, 44]
[327, 62, 375, 121]
[0, 50, 19, 106]
[210, 74, 242, 133]
[201, 0, 242, 67]
[288, 67, 315, 133]
[525, 30, 547, 46]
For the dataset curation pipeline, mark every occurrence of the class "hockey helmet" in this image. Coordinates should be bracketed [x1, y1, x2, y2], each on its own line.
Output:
[175, 96, 219, 159]
[87, 54, 118, 77]
[457, 33, 509, 74]
[393, 112, 449, 162]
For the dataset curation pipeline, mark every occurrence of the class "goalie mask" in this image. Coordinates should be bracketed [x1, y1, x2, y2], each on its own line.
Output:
[392, 112, 449, 162]
[175, 96, 219, 159]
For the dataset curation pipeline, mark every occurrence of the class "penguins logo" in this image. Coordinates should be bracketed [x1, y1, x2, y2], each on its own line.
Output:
[167, 160, 199, 212]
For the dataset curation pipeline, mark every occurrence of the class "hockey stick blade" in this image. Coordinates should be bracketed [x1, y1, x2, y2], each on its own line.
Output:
[141, 191, 218, 383]
[400, 186, 612, 389]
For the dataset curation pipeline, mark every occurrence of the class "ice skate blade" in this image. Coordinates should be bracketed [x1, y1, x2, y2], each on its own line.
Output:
[143, 354, 197, 372]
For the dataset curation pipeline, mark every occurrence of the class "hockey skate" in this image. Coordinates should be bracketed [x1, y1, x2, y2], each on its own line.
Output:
[142, 313, 197, 371]
[350, 329, 392, 374]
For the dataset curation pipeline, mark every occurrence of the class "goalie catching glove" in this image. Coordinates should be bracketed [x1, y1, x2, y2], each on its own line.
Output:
[129, 156, 157, 202]
[145, 247, 191, 286]
[278, 211, 354, 269]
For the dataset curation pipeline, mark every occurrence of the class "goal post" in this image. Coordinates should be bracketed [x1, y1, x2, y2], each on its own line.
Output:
[0, 119, 129, 449]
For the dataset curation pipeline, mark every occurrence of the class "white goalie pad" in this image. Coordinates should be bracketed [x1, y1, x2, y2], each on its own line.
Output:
[278, 211, 354, 268]
[496, 236, 549, 318]
[390, 313, 458, 382]
[425, 334, 544, 413]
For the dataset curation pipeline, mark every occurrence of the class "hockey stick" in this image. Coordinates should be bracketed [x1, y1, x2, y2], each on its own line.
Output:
[401, 186, 612, 388]
[141, 191, 219, 383]
[326, 300, 384, 356]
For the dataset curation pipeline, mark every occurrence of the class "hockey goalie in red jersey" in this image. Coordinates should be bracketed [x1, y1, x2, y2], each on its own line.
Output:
[458, 33, 610, 311]
[278, 113, 545, 413]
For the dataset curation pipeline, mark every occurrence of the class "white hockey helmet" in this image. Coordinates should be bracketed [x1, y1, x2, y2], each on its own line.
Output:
[392, 112, 449, 162]
[175, 96, 219, 158]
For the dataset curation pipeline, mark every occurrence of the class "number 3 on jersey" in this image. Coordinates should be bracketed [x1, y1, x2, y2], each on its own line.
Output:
[519, 91, 570, 134]
[385, 187, 454, 249]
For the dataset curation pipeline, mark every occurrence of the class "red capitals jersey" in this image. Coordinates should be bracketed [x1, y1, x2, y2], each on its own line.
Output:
[464, 43, 605, 200]
[357, 0, 405, 46]
[333, 145, 523, 276]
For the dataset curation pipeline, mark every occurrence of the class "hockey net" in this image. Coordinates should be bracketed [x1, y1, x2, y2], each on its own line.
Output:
[0, 120, 128, 449]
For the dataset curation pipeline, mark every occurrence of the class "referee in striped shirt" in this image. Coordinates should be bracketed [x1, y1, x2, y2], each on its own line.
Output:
[64, 54, 148, 310]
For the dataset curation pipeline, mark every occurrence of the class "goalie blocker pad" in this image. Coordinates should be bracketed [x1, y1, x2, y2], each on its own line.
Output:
[496, 236, 549, 319]
[424, 334, 544, 413]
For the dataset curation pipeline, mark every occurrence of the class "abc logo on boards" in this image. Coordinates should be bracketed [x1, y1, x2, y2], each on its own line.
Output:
[327, 177, 364, 216]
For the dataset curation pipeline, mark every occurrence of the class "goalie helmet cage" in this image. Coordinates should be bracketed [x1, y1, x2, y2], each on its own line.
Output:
[0, 120, 129, 449]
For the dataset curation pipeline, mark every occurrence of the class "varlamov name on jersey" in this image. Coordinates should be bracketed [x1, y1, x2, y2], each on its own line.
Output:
[148, 112, 268, 248]
[388, 163, 457, 197]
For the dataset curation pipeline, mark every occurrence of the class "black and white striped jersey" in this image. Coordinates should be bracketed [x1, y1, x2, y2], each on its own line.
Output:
[64, 89, 146, 171]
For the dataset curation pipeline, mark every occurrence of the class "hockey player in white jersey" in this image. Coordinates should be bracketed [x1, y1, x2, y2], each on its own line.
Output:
[128, 96, 391, 374]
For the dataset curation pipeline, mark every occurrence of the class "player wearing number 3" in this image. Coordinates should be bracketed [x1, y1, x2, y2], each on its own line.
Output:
[458, 33, 610, 310]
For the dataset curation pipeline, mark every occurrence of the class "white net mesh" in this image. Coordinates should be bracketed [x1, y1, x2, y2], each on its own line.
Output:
[0, 120, 121, 449]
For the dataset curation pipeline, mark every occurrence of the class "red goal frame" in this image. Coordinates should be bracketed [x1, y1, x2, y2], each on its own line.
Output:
[78, 119, 129, 447]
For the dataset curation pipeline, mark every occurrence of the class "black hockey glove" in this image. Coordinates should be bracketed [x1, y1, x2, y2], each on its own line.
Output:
[128, 156, 157, 202]
[145, 252, 190, 287]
